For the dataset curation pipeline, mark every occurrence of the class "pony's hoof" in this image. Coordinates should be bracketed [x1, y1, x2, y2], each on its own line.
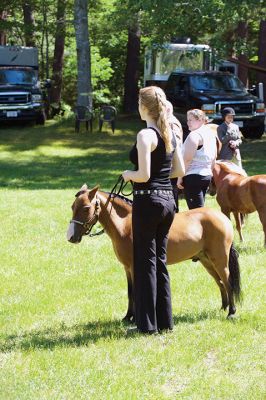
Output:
[221, 303, 228, 311]
[122, 314, 135, 324]
[227, 313, 237, 320]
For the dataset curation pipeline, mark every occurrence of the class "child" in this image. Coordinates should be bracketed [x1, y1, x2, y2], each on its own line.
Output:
[217, 107, 243, 168]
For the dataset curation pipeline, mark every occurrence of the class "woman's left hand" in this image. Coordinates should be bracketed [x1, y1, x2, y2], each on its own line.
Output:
[122, 170, 132, 182]
[229, 140, 236, 149]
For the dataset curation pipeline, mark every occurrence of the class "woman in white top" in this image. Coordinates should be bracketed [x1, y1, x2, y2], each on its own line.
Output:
[177, 109, 217, 209]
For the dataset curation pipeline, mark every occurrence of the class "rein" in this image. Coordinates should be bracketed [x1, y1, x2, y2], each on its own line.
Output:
[109, 174, 133, 199]
[71, 175, 132, 238]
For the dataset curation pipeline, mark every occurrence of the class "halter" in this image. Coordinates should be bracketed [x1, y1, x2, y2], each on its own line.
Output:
[70, 198, 104, 237]
[70, 175, 132, 238]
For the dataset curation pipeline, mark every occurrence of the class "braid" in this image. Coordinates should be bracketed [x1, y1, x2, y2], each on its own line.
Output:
[155, 90, 173, 153]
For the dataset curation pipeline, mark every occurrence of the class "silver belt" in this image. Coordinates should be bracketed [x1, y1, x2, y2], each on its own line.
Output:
[133, 189, 173, 195]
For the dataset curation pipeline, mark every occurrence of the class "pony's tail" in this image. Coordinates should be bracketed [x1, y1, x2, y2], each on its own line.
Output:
[229, 244, 242, 303]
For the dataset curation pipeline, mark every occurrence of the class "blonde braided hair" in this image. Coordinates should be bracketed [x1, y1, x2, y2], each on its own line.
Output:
[139, 86, 173, 153]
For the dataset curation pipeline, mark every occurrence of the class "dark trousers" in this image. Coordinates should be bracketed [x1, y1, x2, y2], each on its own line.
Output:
[132, 192, 176, 332]
[170, 177, 179, 212]
[183, 174, 212, 209]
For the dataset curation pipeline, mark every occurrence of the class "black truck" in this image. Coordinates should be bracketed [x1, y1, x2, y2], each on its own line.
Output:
[165, 71, 265, 139]
[0, 46, 46, 124]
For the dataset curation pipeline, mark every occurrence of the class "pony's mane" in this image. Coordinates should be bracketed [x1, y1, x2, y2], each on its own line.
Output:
[106, 192, 133, 206]
[216, 160, 247, 177]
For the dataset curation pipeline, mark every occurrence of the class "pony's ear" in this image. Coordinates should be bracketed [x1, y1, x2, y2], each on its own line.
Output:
[75, 183, 88, 197]
[88, 185, 99, 201]
[80, 183, 88, 191]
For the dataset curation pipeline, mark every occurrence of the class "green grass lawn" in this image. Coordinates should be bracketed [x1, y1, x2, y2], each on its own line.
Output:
[0, 117, 265, 399]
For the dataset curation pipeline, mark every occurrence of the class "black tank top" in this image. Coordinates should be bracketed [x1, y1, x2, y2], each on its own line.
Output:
[129, 127, 176, 190]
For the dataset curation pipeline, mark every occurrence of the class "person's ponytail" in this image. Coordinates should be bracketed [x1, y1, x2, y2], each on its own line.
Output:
[139, 86, 173, 153]
[155, 90, 173, 153]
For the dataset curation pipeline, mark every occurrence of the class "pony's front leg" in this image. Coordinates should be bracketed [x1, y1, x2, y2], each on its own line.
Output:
[233, 211, 244, 242]
[255, 207, 266, 247]
[122, 270, 135, 323]
[221, 207, 231, 221]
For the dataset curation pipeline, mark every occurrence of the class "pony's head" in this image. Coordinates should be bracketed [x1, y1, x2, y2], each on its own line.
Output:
[67, 184, 100, 243]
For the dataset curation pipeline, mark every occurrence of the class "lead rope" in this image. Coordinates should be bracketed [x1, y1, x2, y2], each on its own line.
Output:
[88, 175, 133, 237]
[110, 174, 133, 197]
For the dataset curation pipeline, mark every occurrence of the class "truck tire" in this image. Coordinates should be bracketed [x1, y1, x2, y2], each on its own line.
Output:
[36, 111, 46, 125]
[241, 125, 265, 139]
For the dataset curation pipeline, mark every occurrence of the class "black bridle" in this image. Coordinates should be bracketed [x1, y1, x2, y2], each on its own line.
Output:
[70, 175, 132, 238]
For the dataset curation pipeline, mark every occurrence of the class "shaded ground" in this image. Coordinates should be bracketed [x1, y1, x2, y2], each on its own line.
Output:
[0, 116, 265, 190]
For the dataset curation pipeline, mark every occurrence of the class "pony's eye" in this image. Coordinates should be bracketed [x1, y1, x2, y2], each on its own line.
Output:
[83, 205, 91, 210]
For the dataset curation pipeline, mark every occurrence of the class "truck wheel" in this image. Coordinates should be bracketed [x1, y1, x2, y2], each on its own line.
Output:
[242, 125, 265, 139]
[36, 111, 46, 125]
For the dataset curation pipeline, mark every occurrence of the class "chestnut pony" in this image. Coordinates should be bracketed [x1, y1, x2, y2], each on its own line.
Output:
[210, 161, 266, 246]
[67, 184, 241, 320]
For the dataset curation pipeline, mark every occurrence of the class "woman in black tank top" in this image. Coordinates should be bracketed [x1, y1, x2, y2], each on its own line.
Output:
[122, 86, 184, 334]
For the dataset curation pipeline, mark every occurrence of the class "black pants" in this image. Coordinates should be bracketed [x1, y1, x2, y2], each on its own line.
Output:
[183, 174, 212, 209]
[132, 191, 176, 332]
[170, 178, 179, 212]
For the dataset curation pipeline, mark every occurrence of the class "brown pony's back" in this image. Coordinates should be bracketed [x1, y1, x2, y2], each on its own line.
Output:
[212, 161, 266, 245]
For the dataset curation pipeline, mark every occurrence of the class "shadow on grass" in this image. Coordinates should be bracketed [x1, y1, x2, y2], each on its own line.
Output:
[173, 309, 222, 324]
[0, 116, 144, 190]
[241, 136, 266, 175]
[0, 319, 125, 352]
[0, 118, 265, 190]
[0, 154, 131, 190]
[234, 242, 266, 255]
[0, 310, 222, 352]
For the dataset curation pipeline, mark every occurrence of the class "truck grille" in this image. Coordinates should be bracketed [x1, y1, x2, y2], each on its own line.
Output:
[217, 102, 255, 115]
[0, 93, 29, 105]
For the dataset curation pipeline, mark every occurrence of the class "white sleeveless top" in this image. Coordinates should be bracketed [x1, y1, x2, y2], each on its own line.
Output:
[184, 125, 217, 176]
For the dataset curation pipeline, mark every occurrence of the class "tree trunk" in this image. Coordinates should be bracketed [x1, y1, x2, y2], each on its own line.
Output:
[74, 0, 92, 109]
[49, 0, 66, 116]
[0, 10, 8, 45]
[123, 16, 141, 113]
[236, 21, 249, 86]
[257, 20, 266, 102]
[22, 1, 35, 47]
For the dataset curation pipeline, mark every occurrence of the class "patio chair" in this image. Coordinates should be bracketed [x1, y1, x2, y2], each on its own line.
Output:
[74, 106, 93, 133]
[99, 105, 117, 133]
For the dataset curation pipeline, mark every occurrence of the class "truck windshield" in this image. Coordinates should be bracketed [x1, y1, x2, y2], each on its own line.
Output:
[0, 69, 37, 85]
[190, 75, 246, 92]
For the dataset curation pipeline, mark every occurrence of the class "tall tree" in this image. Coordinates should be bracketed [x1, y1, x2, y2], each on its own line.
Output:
[73, 0, 92, 109]
[236, 21, 249, 85]
[0, 10, 8, 45]
[257, 20, 266, 101]
[49, 0, 66, 114]
[22, 1, 35, 46]
[123, 13, 141, 113]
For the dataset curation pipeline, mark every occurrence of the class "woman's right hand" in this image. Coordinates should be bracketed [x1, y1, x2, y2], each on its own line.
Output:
[177, 177, 184, 189]
[122, 170, 132, 182]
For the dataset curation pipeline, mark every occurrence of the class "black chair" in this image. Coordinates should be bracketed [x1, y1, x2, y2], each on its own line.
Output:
[74, 106, 93, 133]
[99, 105, 117, 133]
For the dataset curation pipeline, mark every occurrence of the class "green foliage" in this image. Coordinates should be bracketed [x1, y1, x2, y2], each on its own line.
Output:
[62, 43, 114, 108]
[1, 0, 266, 111]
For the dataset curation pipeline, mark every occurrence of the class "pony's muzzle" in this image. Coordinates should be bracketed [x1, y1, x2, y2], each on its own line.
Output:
[66, 222, 82, 243]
